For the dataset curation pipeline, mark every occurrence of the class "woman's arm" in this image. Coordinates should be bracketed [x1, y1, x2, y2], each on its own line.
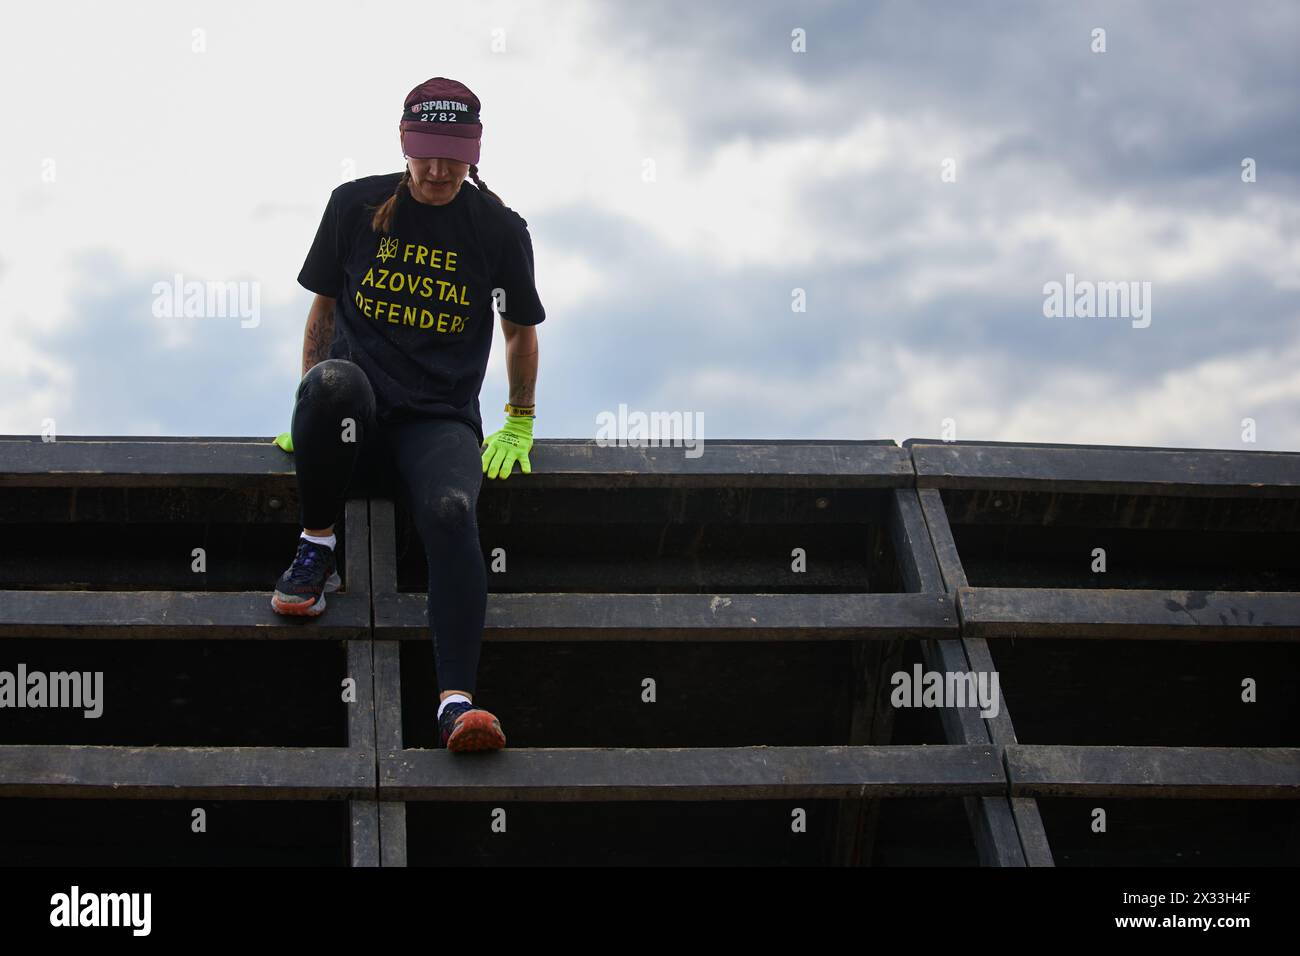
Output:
[302, 294, 336, 377]
[500, 317, 538, 407]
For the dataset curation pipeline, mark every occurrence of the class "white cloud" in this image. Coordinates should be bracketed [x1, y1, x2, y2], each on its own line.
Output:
[659, 326, 1300, 450]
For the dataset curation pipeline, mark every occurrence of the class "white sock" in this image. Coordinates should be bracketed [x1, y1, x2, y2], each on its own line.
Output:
[301, 531, 337, 550]
[438, 694, 472, 719]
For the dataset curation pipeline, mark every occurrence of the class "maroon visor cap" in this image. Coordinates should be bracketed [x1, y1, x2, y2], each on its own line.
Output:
[399, 77, 482, 165]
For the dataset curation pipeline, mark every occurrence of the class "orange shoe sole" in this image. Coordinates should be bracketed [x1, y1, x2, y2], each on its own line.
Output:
[447, 709, 507, 752]
[271, 574, 341, 617]
[271, 592, 327, 616]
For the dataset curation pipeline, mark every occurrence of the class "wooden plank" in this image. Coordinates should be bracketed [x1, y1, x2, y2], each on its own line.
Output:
[959, 635, 1056, 867]
[0, 590, 369, 639]
[1009, 797, 1055, 866]
[918, 637, 1029, 867]
[959, 587, 1300, 641]
[0, 745, 374, 799]
[373, 642, 403, 752]
[379, 745, 1004, 801]
[343, 498, 370, 600]
[349, 800, 380, 867]
[886, 489, 1029, 866]
[0, 438, 298, 488]
[0, 438, 911, 489]
[912, 484, 1054, 865]
[370, 498, 398, 595]
[917, 489, 969, 591]
[345, 640, 376, 752]
[380, 802, 408, 867]
[371, 637, 408, 866]
[493, 440, 912, 488]
[373, 592, 956, 641]
[888, 489, 946, 594]
[910, 442, 1300, 497]
[1006, 745, 1300, 798]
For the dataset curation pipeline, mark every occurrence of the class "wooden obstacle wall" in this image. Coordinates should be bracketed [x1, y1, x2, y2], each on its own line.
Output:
[0, 436, 1296, 865]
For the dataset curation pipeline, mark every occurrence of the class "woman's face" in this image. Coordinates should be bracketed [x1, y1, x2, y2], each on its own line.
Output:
[404, 154, 470, 206]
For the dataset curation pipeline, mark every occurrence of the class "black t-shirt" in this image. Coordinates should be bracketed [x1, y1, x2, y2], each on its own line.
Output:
[296, 172, 545, 443]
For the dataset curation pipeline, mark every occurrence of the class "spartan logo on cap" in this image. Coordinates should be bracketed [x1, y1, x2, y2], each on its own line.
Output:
[404, 100, 480, 124]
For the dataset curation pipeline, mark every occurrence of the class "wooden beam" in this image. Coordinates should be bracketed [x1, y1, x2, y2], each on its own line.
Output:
[484, 440, 912, 488]
[0, 437, 298, 488]
[912, 485, 1054, 866]
[888, 489, 947, 594]
[917, 490, 970, 591]
[959, 587, 1300, 640]
[0, 745, 374, 799]
[372, 641, 407, 866]
[960, 636, 1057, 867]
[344, 498, 370, 601]
[0, 589, 369, 639]
[370, 498, 399, 595]
[1006, 745, 1300, 798]
[349, 801, 380, 867]
[379, 745, 1005, 801]
[380, 802, 408, 867]
[885, 489, 1029, 866]
[373, 642, 403, 752]
[909, 442, 1300, 498]
[0, 437, 912, 489]
[345, 640, 376, 751]
[373, 591, 956, 641]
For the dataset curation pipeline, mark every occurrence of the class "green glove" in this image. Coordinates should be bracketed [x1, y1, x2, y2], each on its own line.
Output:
[481, 415, 534, 479]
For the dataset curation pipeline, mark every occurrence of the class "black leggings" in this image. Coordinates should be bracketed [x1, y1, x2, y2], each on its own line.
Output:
[291, 359, 487, 695]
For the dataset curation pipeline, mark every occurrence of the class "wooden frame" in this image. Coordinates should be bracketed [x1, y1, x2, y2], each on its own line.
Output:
[6, 435, 1294, 866]
[905, 439, 1300, 864]
[0, 437, 381, 866]
[370, 442, 990, 866]
[904, 488, 1054, 866]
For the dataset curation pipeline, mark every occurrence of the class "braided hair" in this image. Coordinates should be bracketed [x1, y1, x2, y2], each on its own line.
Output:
[368, 164, 504, 233]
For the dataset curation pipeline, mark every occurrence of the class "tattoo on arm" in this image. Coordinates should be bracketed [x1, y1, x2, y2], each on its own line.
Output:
[506, 342, 538, 407]
[302, 308, 335, 376]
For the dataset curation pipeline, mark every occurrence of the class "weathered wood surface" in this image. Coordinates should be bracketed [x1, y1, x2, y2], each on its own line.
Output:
[959, 587, 1300, 640]
[909, 441, 1300, 497]
[0, 745, 374, 799]
[380, 745, 1005, 801]
[373, 591, 957, 641]
[0, 589, 369, 638]
[1006, 745, 1300, 798]
[0, 437, 912, 489]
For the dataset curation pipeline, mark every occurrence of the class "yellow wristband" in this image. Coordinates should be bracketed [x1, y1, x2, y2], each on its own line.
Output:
[504, 402, 535, 417]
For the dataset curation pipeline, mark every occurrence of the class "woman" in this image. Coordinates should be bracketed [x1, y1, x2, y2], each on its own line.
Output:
[269, 77, 545, 753]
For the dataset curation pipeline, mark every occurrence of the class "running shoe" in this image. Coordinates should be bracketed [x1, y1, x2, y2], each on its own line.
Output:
[439, 700, 507, 752]
[271, 537, 341, 616]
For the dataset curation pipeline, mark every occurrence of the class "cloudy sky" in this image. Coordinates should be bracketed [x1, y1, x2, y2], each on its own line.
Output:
[1, 0, 1296, 449]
